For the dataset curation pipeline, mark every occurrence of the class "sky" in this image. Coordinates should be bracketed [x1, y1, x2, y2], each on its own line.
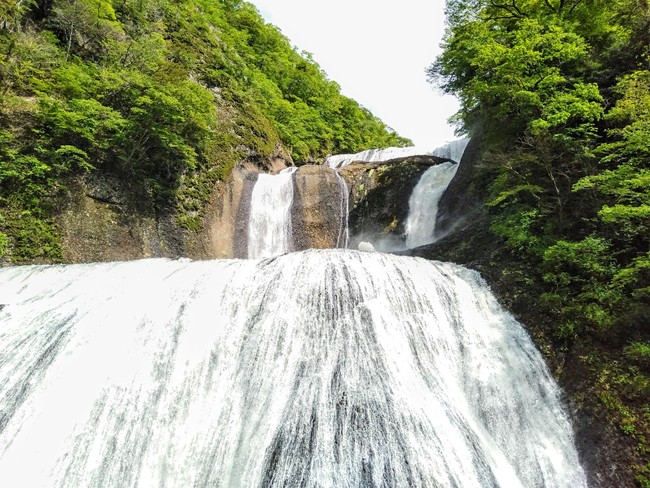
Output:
[249, 0, 460, 149]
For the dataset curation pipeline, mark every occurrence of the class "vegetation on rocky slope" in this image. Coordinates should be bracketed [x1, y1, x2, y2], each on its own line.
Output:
[0, 0, 409, 263]
[431, 0, 649, 484]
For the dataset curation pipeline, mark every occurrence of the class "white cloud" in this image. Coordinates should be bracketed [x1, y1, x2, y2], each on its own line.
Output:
[249, 0, 460, 148]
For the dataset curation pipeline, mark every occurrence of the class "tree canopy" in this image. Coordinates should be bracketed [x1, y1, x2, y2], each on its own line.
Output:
[431, 0, 649, 482]
[0, 0, 410, 262]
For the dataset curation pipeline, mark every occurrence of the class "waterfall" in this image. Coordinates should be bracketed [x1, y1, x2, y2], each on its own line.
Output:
[325, 147, 426, 169]
[0, 250, 587, 487]
[404, 162, 459, 248]
[334, 171, 350, 249]
[247, 167, 297, 258]
[324, 138, 470, 169]
[430, 138, 469, 164]
[324, 139, 468, 250]
[401, 138, 469, 248]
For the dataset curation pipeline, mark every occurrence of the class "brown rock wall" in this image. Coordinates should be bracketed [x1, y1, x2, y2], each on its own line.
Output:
[56, 176, 184, 263]
[199, 166, 258, 259]
[291, 165, 346, 250]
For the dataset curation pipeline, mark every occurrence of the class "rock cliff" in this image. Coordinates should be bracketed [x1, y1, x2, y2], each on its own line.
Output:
[291, 165, 346, 250]
[339, 155, 451, 250]
[54, 164, 262, 262]
[199, 166, 259, 259]
[56, 174, 187, 263]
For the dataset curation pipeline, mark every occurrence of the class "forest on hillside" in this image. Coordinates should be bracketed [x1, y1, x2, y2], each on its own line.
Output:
[431, 0, 649, 484]
[0, 0, 409, 263]
[2, 0, 649, 482]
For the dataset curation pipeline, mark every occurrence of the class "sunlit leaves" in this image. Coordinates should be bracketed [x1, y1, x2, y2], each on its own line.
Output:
[433, 0, 650, 344]
[50, 0, 124, 57]
[0, 0, 409, 260]
[432, 16, 595, 138]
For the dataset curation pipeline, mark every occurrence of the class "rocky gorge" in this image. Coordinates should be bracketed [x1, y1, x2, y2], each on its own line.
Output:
[48, 153, 453, 262]
[2, 0, 648, 485]
[44, 140, 639, 485]
[4, 135, 646, 486]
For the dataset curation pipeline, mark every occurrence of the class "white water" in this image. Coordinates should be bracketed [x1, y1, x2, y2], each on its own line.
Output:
[324, 138, 470, 169]
[247, 167, 297, 258]
[430, 138, 470, 164]
[405, 162, 459, 248]
[325, 146, 426, 169]
[0, 250, 587, 487]
[334, 171, 350, 249]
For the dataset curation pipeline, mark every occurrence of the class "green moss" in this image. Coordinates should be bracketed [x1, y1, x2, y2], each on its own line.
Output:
[173, 92, 282, 232]
[592, 357, 650, 483]
[1, 210, 63, 263]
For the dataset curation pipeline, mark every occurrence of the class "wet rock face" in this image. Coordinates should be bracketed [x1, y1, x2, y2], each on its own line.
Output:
[200, 166, 258, 259]
[54, 166, 262, 263]
[291, 165, 346, 250]
[435, 137, 486, 237]
[51, 153, 452, 263]
[339, 155, 449, 251]
[56, 175, 187, 263]
[45, 140, 292, 265]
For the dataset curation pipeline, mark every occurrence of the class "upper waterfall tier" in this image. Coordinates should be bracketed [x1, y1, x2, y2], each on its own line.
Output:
[405, 161, 459, 248]
[325, 139, 470, 169]
[247, 167, 297, 258]
[0, 250, 586, 487]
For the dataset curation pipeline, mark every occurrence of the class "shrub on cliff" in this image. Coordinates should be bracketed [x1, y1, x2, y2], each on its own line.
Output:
[0, 0, 409, 262]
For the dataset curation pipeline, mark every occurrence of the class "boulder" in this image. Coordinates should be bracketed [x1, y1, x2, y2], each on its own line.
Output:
[291, 165, 346, 250]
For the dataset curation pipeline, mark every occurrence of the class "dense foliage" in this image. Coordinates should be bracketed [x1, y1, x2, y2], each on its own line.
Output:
[431, 0, 649, 483]
[0, 0, 409, 262]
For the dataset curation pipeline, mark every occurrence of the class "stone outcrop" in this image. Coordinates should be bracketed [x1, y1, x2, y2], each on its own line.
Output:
[291, 165, 346, 250]
[339, 155, 450, 250]
[52, 153, 452, 263]
[54, 165, 263, 263]
[56, 175, 186, 263]
[199, 166, 258, 259]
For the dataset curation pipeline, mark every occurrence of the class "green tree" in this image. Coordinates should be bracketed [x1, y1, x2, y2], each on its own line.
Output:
[431, 1, 650, 481]
[49, 0, 123, 58]
[0, 0, 34, 32]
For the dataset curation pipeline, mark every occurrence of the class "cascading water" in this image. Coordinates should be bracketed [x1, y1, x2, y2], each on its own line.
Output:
[0, 250, 587, 487]
[324, 138, 469, 169]
[326, 139, 468, 251]
[404, 162, 459, 248]
[430, 138, 469, 164]
[247, 167, 297, 258]
[325, 146, 426, 169]
[334, 171, 350, 249]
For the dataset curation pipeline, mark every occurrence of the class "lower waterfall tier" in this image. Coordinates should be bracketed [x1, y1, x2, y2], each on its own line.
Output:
[0, 250, 586, 487]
